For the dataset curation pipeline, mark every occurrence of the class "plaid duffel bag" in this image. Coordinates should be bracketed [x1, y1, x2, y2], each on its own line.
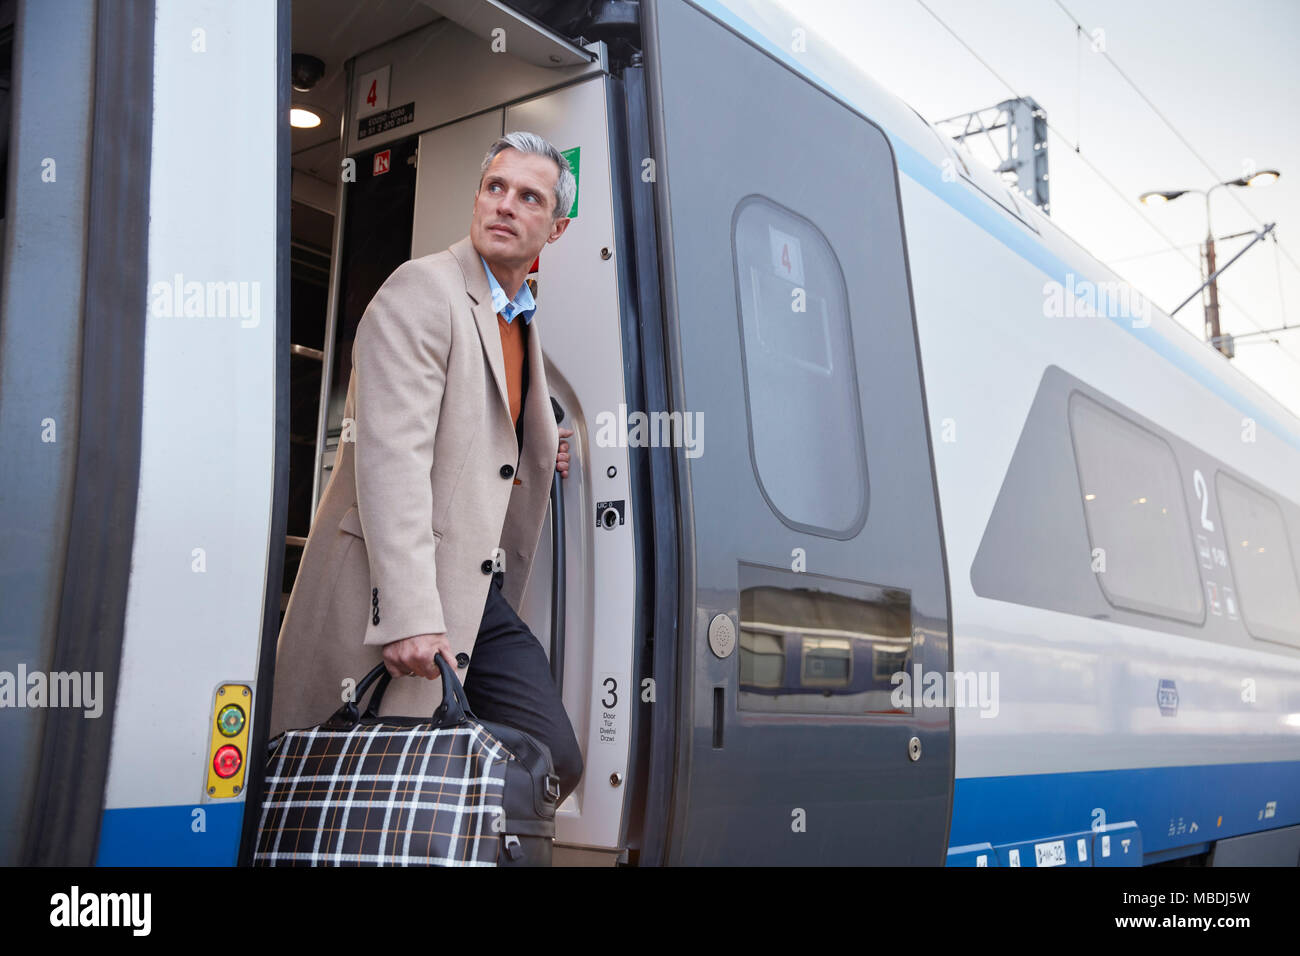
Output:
[253, 657, 561, 866]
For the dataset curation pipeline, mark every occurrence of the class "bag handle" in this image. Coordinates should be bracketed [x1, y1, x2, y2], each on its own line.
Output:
[351, 654, 472, 727]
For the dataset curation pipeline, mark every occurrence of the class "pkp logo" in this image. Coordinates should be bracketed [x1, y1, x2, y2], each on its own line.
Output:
[1157, 679, 1179, 716]
[373, 149, 391, 176]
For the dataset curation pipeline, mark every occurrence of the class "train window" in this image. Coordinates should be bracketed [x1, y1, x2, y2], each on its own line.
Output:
[737, 564, 912, 715]
[1068, 393, 1205, 623]
[738, 631, 785, 689]
[1215, 472, 1300, 647]
[801, 637, 853, 688]
[731, 196, 868, 536]
[872, 643, 908, 683]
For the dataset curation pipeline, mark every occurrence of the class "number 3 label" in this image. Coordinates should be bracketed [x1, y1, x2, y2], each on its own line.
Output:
[597, 674, 620, 746]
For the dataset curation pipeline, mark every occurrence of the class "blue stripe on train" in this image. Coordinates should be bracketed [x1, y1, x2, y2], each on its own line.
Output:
[949, 760, 1300, 864]
[96, 802, 246, 866]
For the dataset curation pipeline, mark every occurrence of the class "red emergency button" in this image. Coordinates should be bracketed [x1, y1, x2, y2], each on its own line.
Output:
[213, 745, 243, 778]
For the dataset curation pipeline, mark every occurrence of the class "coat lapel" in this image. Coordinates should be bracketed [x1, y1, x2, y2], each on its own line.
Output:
[449, 235, 557, 577]
[450, 236, 513, 434]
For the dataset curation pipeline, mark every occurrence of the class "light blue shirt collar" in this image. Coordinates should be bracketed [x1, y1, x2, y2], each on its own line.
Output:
[480, 254, 536, 325]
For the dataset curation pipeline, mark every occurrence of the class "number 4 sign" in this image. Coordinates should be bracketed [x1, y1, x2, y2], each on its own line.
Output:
[356, 65, 390, 119]
[769, 225, 805, 286]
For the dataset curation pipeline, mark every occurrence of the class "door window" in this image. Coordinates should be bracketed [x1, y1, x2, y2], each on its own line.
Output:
[732, 197, 868, 537]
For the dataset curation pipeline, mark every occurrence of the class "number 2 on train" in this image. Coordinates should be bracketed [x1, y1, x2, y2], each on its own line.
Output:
[1193, 469, 1214, 532]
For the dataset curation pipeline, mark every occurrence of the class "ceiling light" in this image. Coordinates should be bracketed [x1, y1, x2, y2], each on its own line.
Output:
[290, 107, 321, 129]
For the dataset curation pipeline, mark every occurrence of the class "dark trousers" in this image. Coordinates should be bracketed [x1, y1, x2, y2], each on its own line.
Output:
[462, 571, 584, 803]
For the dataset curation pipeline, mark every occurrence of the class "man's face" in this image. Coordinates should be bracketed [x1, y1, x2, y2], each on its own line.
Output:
[470, 148, 570, 270]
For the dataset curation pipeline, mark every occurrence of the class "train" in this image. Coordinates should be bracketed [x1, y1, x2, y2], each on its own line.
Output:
[1, 0, 1297, 867]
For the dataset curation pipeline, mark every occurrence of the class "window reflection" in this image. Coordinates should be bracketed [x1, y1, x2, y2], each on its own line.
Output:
[738, 574, 912, 715]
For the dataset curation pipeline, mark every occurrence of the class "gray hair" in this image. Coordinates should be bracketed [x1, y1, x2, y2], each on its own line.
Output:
[478, 131, 576, 221]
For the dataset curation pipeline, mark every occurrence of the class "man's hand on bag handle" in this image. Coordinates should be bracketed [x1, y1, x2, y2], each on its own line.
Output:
[382, 633, 457, 680]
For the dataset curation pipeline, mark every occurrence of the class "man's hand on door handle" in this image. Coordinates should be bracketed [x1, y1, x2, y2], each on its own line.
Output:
[556, 427, 573, 479]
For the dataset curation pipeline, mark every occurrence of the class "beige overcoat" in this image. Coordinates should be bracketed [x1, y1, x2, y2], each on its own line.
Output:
[266, 234, 560, 738]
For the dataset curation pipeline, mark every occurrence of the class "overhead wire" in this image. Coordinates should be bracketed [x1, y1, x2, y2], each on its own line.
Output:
[1053, 0, 1300, 282]
[912, 0, 1300, 374]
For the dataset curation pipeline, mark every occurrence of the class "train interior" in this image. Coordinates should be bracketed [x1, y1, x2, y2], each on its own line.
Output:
[286, 1, 641, 864]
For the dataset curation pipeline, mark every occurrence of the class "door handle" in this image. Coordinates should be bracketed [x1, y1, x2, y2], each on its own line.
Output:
[549, 397, 567, 694]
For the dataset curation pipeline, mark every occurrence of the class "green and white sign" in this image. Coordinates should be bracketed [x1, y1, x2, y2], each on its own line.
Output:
[562, 146, 580, 219]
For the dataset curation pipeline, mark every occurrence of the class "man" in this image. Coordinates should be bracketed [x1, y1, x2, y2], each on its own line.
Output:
[267, 131, 584, 802]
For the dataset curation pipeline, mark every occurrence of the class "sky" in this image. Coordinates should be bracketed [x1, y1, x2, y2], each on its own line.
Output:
[768, 0, 1300, 417]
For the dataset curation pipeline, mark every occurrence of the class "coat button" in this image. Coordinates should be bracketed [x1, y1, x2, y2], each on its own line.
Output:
[371, 588, 377, 597]
[456, 652, 469, 669]
[481, 560, 494, 574]
[499, 464, 514, 479]
[372, 613, 380, 625]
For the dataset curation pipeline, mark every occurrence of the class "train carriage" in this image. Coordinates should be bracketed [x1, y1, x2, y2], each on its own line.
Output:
[1, 0, 1297, 867]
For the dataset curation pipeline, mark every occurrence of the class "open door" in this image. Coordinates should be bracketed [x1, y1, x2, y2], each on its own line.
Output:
[303, 13, 638, 860]
[642, 0, 953, 864]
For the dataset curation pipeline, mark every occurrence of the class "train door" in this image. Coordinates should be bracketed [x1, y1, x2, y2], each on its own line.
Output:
[641, 0, 953, 864]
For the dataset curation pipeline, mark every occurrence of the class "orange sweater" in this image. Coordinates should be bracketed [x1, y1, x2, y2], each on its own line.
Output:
[498, 312, 526, 428]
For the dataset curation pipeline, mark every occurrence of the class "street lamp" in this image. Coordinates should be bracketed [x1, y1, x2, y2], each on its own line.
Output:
[1139, 170, 1281, 356]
